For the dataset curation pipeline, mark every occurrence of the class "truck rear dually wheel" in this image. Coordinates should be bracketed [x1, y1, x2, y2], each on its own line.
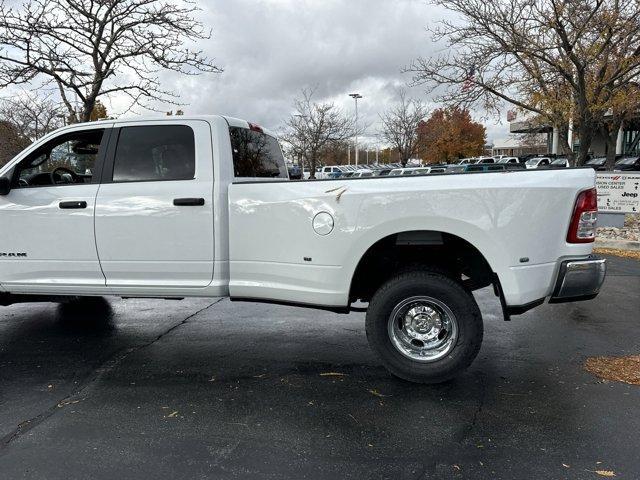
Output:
[365, 270, 483, 384]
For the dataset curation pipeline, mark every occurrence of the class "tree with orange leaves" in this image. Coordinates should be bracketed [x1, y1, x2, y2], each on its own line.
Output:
[418, 107, 486, 164]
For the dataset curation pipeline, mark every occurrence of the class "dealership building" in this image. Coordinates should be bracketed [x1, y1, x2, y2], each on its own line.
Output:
[507, 115, 640, 158]
[491, 136, 548, 157]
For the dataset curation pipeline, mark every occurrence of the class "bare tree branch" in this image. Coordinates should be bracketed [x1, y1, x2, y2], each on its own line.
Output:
[0, 91, 65, 139]
[282, 88, 354, 178]
[0, 0, 222, 122]
[378, 90, 429, 166]
[408, 0, 640, 165]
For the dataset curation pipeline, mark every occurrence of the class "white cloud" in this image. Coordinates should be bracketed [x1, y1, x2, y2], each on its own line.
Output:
[148, 0, 509, 143]
[2, 0, 510, 143]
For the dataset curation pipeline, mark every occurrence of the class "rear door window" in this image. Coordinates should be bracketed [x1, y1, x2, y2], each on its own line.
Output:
[112, 125, 195, 182]
[229, 127, 287, 178]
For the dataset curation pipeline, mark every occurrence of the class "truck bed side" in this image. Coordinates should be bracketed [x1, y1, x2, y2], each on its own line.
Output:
[227, 169, 596, 308]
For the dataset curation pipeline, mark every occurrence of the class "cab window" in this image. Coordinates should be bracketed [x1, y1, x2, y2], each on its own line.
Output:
[112, 125, 195, 183]
[229, 127, 287, 178]
[15, 129, 105, 188]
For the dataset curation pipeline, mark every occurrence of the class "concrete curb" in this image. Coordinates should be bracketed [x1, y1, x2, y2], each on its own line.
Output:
[595, 239, 640, 251]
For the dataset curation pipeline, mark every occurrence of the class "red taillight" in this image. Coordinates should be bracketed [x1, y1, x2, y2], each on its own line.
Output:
[248, 122, 263, 133]
[567, 188, 598, 243]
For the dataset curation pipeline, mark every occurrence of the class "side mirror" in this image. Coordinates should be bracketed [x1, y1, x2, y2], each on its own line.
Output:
[0, 176, 11, 195]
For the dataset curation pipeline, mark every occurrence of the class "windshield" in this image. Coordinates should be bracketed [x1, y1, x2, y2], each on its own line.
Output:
[615, 157, 637, 165]
[586, 158, 606, 165]
[551, 159, 566, 165]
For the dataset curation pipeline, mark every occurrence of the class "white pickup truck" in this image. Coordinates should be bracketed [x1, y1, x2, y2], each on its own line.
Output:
[0, 116, 606, 383]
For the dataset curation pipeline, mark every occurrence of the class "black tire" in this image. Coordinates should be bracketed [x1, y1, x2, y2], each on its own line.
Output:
[365, 269, 483, 384]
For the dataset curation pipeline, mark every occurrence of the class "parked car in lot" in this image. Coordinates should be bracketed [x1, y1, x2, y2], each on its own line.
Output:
[388, 167, 429, 176]
[497, 157, 520, 164]
[525, 157, 552, 169]
[464, 164, 507, 172]
[317, 165, 342, 179]
[613, 156, 640, 171]
[584, 157, 607, 171]
[446, 164, 467, 174]
[352, 169, 375, 178]
[0, 115, 606, 384]
[457, 158, 476, 165]
[476, 157, 497, 164]
[287, 164, 302, 179]
[408, 167, 431, 175]
[549, 158, 570, 169]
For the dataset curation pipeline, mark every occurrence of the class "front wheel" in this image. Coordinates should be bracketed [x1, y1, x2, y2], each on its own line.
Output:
[365, 270, 483, 384]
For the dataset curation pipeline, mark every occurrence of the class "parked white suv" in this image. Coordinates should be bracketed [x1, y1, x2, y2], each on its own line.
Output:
[525, 157, 552, 169]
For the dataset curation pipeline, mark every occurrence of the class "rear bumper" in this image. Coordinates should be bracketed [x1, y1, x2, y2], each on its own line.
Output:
[549, 256, 606, 303]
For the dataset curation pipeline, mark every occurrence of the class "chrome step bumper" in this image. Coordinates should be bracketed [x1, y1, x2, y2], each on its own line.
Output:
[549, 256, 606, 303]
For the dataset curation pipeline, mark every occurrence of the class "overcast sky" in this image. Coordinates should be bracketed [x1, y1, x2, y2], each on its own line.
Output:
[131, 0, 510, 145]
[2, 0, 509, 144]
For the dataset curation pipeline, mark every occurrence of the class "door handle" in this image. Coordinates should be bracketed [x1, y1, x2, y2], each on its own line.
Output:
[173, 198, 205, 206]
[59, 201, 87, 209]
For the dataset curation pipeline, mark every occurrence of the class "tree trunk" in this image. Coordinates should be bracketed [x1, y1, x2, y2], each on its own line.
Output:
[603, 119, 622, 170]
[309, 152, 316, 179]
[606, 138, 617, 169]
[556, 125, 576, 166]
[576, 120, 594, 166]
[81, 98, 97, 123]
[399, 148, 408, 167]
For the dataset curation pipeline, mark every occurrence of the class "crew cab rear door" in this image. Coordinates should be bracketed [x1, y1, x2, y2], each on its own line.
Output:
[94, 120, 214, 291]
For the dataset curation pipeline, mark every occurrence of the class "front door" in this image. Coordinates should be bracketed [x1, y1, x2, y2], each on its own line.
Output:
[94, 121, 214, 291]
[0, 127, 111, 293]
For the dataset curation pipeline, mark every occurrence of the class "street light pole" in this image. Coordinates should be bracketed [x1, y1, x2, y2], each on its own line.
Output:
[349, 93, 363, 167]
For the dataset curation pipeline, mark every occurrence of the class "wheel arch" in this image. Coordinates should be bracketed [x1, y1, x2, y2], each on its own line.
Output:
[346, 224, 499, 304]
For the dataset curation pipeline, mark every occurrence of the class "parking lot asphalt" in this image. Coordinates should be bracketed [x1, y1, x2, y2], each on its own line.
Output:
[0, 255, 639, 480]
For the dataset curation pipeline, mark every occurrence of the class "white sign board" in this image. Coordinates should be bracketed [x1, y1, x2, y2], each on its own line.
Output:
[596, 173, 640, 214]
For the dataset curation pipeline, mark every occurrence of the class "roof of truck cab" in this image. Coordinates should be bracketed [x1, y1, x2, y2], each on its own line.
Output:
[53, 114, 279, 137]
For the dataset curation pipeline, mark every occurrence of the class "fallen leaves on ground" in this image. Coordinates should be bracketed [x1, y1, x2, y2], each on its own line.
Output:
[594, 247, 640, 260]
[594, 470, 616, 477]
[585, 355, 640, 385]
[368, 389, 388, 398]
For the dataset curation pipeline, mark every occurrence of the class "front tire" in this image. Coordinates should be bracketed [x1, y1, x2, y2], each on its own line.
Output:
[366, 270, 483, 384]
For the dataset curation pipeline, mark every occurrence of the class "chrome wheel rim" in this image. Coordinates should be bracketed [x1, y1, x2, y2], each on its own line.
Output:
[387, 296, 458, 362]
